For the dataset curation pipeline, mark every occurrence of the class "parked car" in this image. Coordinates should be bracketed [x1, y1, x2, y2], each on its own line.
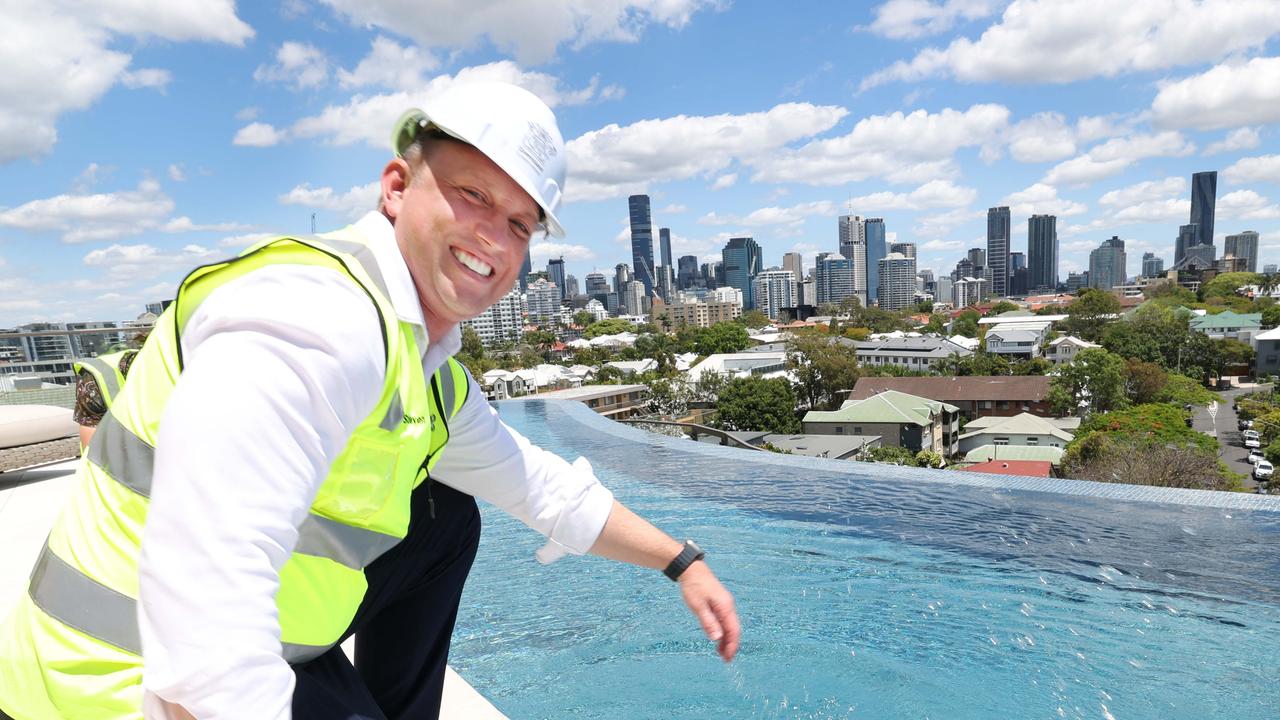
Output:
[1239, 419, 1254, 431]
[1248, 448, 1265, 464]
[1243, 428, 1260, 439]
[1254, 460, 1273, 481]
[1246, 437, 1262, 449]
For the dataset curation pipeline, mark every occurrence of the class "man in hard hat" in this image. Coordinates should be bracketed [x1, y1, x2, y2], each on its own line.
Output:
[0, 82, 739, 720]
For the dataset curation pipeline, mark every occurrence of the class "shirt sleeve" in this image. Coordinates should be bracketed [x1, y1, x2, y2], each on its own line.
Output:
[138, 265, 385, 720]
[73, 370, 107, 426]
[429, 374, 615, 560]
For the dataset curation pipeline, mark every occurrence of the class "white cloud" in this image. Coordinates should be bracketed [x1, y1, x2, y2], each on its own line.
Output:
[0, 1, 252, 164]
[1203, 127, 1261, 156]
[710, 173, 738, 190]
[1000, 183, 1087, 218]
[1218, 189, 1280, 220]
[698, 200, 837, 231]
[863, 0, 995, 40]
[1224, 154, 1280, 185]
[913, 207, 984, 237]
[921, 238, 966, 251]
[1153, 57, 1280, 130]
[657, 204, 688, 214]
[1043, 132, 1195, 186]
[338, 36, 439, 90]
[73, 163, 111, 192]
[1109, 199, 1189, 225]
[120, 68, 172, 90]
[848, 180, 977, 211]
[1097, 177, 1186, 207]
[530, 241, 596, 264]
[83, 242, 220, 277]
[569, 102, 848, 201]
[236, 106, 260, 121]
[254, 41, 330, 90]
[0, 179, 174, 242]
[168, 164, 186, 182]
[234, 122, 288, 147]
[290, 61, 623, 152]
[1006, 112, 1077, 163]
[278, 181, 381, 219]
[860, 0, 1280, 90]
[318, 0, 720, 65]
[219, 232, 277, 249]
[158, 217, 254, 233]
[752, 104, 1009, 186]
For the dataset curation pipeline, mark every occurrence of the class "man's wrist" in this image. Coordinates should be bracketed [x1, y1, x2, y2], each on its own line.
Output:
[663, 540, 705, 581]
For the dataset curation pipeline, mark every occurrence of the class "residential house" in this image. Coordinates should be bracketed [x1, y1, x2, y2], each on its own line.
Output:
[846, 376, 1055, 419]
[1046, 336, 1100, 364]
[1189, 310, 1262, 344]
[959, 459, 1053, 478]
[520, 384, 650, 420]
[853, 335, 974, 372]
[685, 352, 788, 383]
[1254, 326, 1280, 377]
[963, 444, 1065, 466]
[725, 431, 881, 460]
[956, 412, 1075, 454]
[802, 390, 960, 455]
[605, 359, 658, 376]
[984, 327, 1042, 359]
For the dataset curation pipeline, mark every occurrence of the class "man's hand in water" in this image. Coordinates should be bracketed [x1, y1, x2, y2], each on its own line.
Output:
[679, 561, 741, 662]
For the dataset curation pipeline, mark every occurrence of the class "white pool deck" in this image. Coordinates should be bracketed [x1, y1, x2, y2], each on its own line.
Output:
[0, 459, 506, 719]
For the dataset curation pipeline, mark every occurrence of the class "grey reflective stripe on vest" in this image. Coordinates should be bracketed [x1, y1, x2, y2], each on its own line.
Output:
[282, 641, 329, 664]
[293, 513, 402, 571]
[28, 543, 142, 655]
[380, 392, 403, 431]
[88, 411, 155, 497]
[438, 367, 457, 417]
[299, 234, 393, 302]
[78, 356, 122, 400]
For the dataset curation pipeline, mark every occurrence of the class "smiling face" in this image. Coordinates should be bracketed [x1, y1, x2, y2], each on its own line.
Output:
[381, 139, 541, 340]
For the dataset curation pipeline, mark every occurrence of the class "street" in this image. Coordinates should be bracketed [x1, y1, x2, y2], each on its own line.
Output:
[1192, 383, 1272, 491]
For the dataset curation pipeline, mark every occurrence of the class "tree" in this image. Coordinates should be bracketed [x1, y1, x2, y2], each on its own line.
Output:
[786, 333, 861, 410]
[1143, 279, 1197, 305]
[694, 322, 749, 355]
[644, 376, 690, 417]
[922, 313, 948, 334]
[691, 370, 728, 403]
[1062, 404, 1231, 490]
[460, 325, 485, 359]
[914, 449, 945, 468]
[915, 299, 935, 314]
[864, 446, 918, 465]
[1262, 303, 1280, 330]
[1049, 347, 1127, 415]
[713, 376, 800, 433]
[584, 318, 636, 338]
[1200, 271, 1262, 300]
[736, 309, 771, 328]
[986, 300, 1020, 316]
[1063, 288, 1121, 341]
[1124, 359, 1168, 405]
[1012, 357, 1052, 376]
[1154, 373, 1214, 407]
[951, 310, 980, 338]
[573, 310, 597, 328]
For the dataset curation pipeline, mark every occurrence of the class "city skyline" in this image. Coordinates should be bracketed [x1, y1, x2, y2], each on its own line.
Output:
[6, 2, 1280, 326]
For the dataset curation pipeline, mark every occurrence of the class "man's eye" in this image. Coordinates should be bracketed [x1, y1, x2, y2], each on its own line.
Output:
[462, 187, 485, 203]
[510, 220, 531, 239]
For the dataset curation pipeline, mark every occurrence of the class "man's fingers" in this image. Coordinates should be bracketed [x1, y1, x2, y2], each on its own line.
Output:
[712, 595, 741, 662]
[695, 601, 723, 642]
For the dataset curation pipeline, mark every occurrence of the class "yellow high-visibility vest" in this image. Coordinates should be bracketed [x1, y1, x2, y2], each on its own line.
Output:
[0, 228, 469, 719]
[73, 350, 134, 408]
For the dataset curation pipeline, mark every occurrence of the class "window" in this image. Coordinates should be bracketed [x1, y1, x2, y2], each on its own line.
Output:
[1026, 437, 1039, 445]
[853, 426, 863, 434]
[835, 426, 845, 434]
[993, 437, 1009, 446]
[980, 401, 992, 409]
[997, 401, 1009, 409]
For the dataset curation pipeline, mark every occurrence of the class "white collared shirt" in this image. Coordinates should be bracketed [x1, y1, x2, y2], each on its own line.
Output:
[138, 212, 614, 719]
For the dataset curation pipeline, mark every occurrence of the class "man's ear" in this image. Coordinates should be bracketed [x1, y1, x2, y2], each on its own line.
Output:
[381, 158, 410, 221]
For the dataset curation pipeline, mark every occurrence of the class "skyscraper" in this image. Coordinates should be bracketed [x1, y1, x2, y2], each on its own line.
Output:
[889, 241, 915, 259]
[519, 248, 533, 292]
[838, 215, 867, 302]
[987, 206, 1011, 297]
[1225, 231, 1259, 272]
[865, 218, 886, 305]
[1190, 171, 1217, 250]
[1175, 223, 1197, 265]
[1088, 236, 1126, 291]
[1141, 253, 1165, 278]
[585, 272, 609, 295]
[722, 236, 762, 309]
[1028, 214, 1058, 290]
[657, 227, 675, 301]
[628, 194, 655, 297]
[614, 263, 630, 294]
[815, 253, 856, 306]
[782, 252, 805, 282]
[677, 255, 699, 289]
[546, 257, 566, 299]
[751, 269, 798, 320]
[877, 253, 917, 311]
[564, 274, 579, 298]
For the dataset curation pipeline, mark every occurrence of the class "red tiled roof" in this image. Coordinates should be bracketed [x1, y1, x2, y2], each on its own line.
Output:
[848, 375, 1052, 402]
[959, 459, 1053, 477]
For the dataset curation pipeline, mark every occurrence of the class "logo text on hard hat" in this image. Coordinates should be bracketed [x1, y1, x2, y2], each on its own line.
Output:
[517, 122, 557, 175]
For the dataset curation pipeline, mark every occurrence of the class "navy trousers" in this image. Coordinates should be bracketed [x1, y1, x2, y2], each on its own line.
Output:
[292, 480, 482, 720]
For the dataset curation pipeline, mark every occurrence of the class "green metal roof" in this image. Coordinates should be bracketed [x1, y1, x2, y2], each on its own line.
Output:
[963, 444, 1065, 464]
[804, 390, 958, 427]
[1189, 311, 1261, 330]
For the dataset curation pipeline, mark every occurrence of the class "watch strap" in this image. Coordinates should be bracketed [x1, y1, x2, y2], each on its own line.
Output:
[663, 540, 705, 581]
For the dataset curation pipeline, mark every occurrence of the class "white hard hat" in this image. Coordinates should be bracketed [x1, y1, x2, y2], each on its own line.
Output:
[392, 82, 567, 237]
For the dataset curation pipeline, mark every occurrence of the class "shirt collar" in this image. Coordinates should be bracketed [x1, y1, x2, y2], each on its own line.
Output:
[351, 211, 462, 357]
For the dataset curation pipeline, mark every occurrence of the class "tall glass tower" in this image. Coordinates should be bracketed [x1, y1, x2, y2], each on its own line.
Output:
[864, 218, 886, 305]
[1028, 214, 1058, 291]
[722, 236, 762, 309]
[628, 194, 655, 297]
[986, 206, 1011, 297]
[1190, 171, 1217, 250]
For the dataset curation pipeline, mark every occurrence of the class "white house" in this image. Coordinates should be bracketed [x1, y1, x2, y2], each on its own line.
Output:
[1046, 335, 1100, 364]
[957, 413, 1076, 454]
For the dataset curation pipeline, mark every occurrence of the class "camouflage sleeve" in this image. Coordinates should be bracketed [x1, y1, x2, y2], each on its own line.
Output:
[73, 369, 107, 426]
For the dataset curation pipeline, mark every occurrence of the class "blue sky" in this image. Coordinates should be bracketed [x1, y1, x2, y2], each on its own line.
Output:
[5, 0, 1280, 326]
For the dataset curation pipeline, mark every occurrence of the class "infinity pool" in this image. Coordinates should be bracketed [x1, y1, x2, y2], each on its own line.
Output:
[449, 400, 1280, 719]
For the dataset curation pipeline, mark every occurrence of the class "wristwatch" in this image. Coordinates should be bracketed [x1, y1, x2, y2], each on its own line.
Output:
[663, 540, 705, 581]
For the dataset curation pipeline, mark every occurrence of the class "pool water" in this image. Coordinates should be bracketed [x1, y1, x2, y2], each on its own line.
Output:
[448, 401, 1280, 719]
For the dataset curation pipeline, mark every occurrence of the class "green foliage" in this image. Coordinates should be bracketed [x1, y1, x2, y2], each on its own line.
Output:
[1063, 289, 1122, 341]
[1124, 359, 1168, 405]
[690, 370, 728, 402]
[1262, 304, 1280, 330]
[760, 441, 793, 455]
[786, 332, 861, 410]
[693, 322, 750, 355]
[1252, 409, 1280, 446]
[1143, 280, 1197, 305]
[1264, 439, 1280, 467]
[1216, 338, 1255, 370]
[914, 450, 945, 468]
[1077, 404, 1214, 453]
[1100, 304, 1219, 381]
[1063, 403, 1231, 490]
[921, 313, 948, 334]
[1200, 272, 1263, 300]
[864, 445, 919, 465]
[986, 301, 1020, 316]
[460, 326, 485, 359]
[643, 376, 690, 417]
[573, 310, 597, 328]
[915, 299, 935, 314]
[713, 376, 801, 433]
[522, 329, 557, 348]
[951, 310, 981, 338]
[1050, 347, 1128, 415]
[936, 350, 1011, 377]
[1012, 357, 1052, 376]
[736, 309, 772, 328]
[583, 318, 636, 338]
[593, 364, 626, 383]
